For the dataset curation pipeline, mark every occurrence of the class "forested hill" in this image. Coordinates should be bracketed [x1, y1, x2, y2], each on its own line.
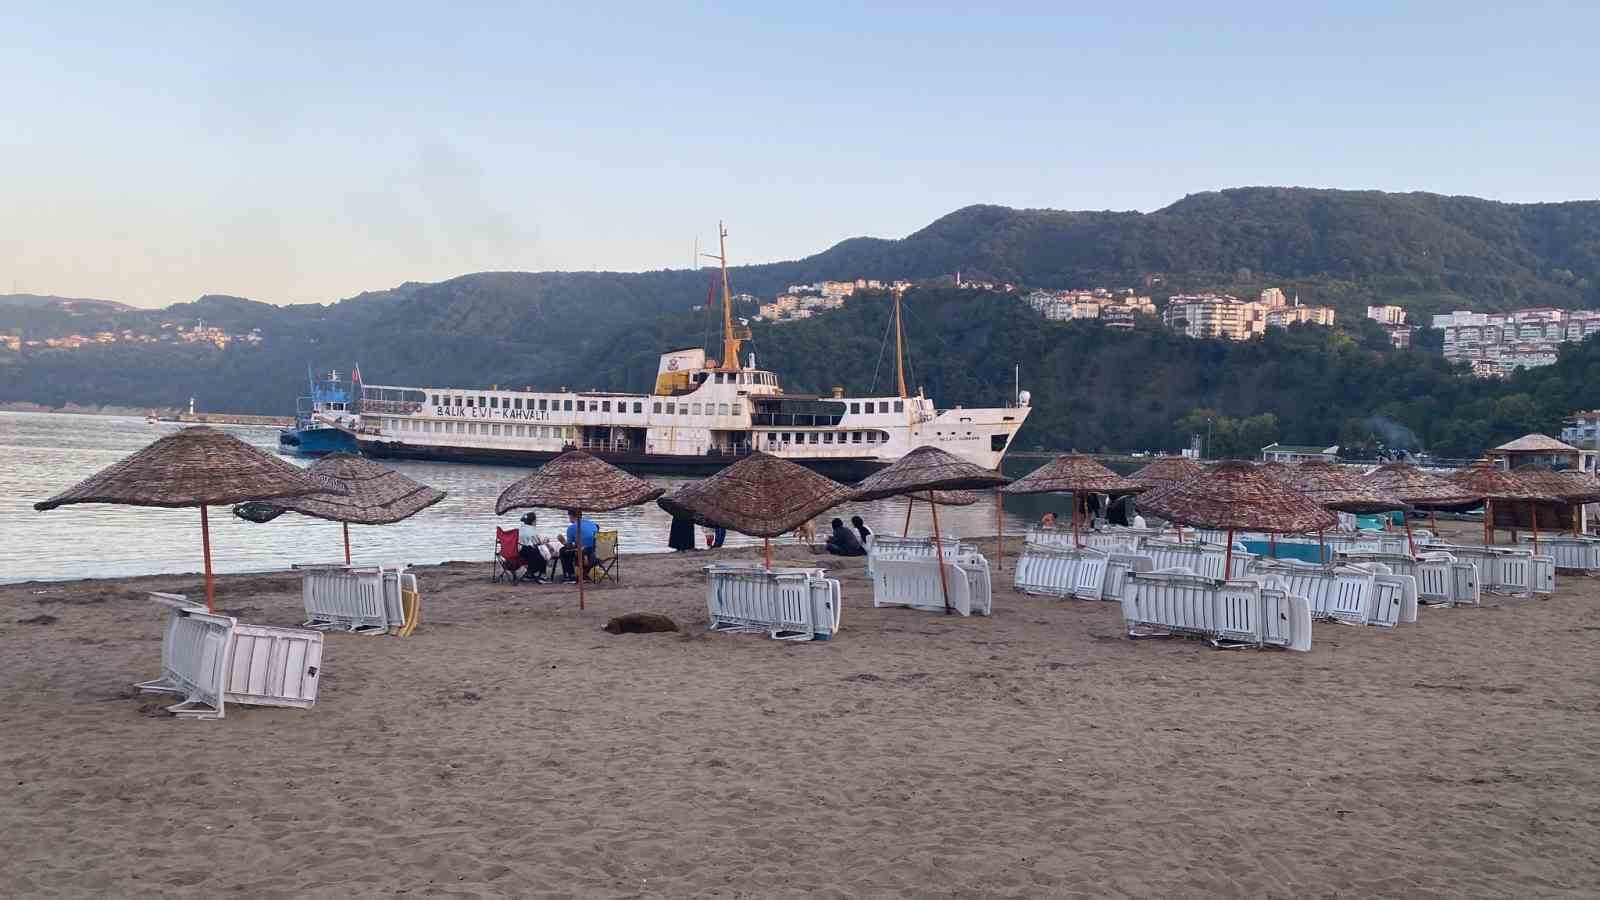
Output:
[3, 187, 1600, 457]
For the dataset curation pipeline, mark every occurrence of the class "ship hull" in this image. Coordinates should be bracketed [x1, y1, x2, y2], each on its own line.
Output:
[358, 438, 889, 482]
[280, 427, 360, 457]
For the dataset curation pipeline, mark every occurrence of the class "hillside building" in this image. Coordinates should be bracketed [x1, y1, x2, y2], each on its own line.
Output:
[1434, 308, 1600, 376]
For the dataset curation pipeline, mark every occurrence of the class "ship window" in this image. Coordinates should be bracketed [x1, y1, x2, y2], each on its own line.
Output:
[823, 432, 834, 443]
[452, 396, 460, 406]
[692, 403, 702, 415]
[477, 396, 486, 407]
[863, 402, 873, 414]
[492, 424, 502, 436]
[467, 423, 478, 435]
[514, 398, 523, 410]
[515, 425, 525, 437]
[732, 403, 742, 416]
[894, 401, 904, 412]
[809, 433, 819, 444]
[489, 397, 498, 409]
[538, 398, 548, 411]
[865, 431, 877, 443]
[601, 400, 611, 413]
[633, 402, 642, 414]
[851, 402, 860, 414]
[653, 402, 662, 414]
[718, 403, 730, 416]
[991, 434, 1008, 452]
[665, 402, 676, 414]
[431, 394, 439, 406]
[465, 397, 474, 408]
[563, 399, 573, 411]
[852, 431, 862, 443]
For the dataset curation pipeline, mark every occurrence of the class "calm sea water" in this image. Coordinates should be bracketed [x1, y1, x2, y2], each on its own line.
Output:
[0, 411, 1056, 583]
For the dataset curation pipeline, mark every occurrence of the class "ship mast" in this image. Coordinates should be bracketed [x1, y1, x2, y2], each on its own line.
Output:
[701, 222, 749, 370]
[894, 286, 908, 399]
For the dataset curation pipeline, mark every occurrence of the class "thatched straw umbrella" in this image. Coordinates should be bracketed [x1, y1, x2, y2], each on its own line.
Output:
[657, 452, 856, 570]
[852, 446, 1009, 612]
[33, 427, 331, 611]
[1507, 466, 1600, 535]
[1139, 460, 1338, 576]
[1292, 460, 1412, 558]
[1446, 462, 1553, 548]
[1129, 456, 1204, 489]
[232, 453, 446, 564]
[1363, 463, 1483, 535]
[496, 450, 665, 609]
[1001, 454, 1145, 548]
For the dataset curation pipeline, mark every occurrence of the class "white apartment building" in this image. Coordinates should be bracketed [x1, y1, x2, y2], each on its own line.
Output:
[1433, 307, 1600, 376]
[1367, 305, 1407, 326]
[1162, 290, 1334, 340]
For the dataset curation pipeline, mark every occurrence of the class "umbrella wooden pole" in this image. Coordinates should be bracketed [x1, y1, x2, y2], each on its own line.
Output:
[1484, 499, 1492, 546]
[903, 497, 914, 537]
[1430, 509, 1438, 532]
[1224, 528, 1235, 580]
[1404, 515, 1417, 557]
[343, 522, 351, 565]
[929, 492, 953, 615]
[1318, 528, 1325, 565]
[764, 537, 772, 571]
[200, 505, 215, 613]
[995, 492, 1004, 573]
[1529, 501, 1539, 553]
[576, 511, 586, 610]
[1269, 532, 1277, 559]
[1072, 492, 1080, 548]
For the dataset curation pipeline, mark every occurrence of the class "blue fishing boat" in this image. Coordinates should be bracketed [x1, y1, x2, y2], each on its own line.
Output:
[279, 367, 361, 456]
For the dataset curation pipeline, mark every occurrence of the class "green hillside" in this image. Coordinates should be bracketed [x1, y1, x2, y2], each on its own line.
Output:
[4, 186, 1600, 457]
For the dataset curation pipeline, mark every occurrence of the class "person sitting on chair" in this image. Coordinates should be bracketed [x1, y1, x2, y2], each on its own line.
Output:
[851, 515, 872, 546]
[825, 517, 866, 557]
[517, 512, 555, 583]
[1040, 511, 1058, 528]
[559, 509, 600, 581]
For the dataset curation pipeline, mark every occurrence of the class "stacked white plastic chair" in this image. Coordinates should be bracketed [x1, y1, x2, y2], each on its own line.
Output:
[296, 563, 419, 635]
[1117, 570, 1312, 651]
[867, 535, 980, 578]
[872, 555, 992, 617]
[1423, 541, 1555, 596]
[1249, 559, 1417, 627]
[1137, 539, 1256, 581]
[1013, 543, 1152, 601]
[704, 564, 842, 641]
[1516, 534, 1600, 574]
[1337, 550, 1480, 607]
[137, 592, 324, 720]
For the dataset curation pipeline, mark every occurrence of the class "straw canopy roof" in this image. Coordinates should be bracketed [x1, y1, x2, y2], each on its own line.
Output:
[1508, 465, 1600, 504]
[495, 450, 664, 515]
[1446, 462, 1552, 502]
[1291, 460, 1409, 514]
[851, 446, 1009, 502]
[34, 426, 331, 511]
[1364, 463, 1483, 511]
[1129, 456, 1204, 489]
[925, 490, 979, 506]
[1493, 433, 1578, 453]
[1002, 454, 1146, 497]
[1138, 460, 1338, 534]
[656, 453, 856, 538]
[231, 453, 445, 525]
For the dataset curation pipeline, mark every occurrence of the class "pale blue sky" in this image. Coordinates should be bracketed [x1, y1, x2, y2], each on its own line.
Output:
[3, 2, 1595, 306]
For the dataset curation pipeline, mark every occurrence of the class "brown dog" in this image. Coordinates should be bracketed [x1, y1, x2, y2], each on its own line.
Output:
[792, 519, 818, 545]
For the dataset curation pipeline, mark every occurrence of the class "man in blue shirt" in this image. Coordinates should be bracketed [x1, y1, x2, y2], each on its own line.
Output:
[559, 509, 600, 581]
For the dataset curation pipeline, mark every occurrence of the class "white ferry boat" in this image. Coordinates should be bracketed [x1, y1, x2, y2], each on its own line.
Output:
[352, 226, 1031, 480]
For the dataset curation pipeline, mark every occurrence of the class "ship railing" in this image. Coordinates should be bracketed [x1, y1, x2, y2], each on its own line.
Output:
[577, 438, 633, 453]
[359, 400, 423, 415]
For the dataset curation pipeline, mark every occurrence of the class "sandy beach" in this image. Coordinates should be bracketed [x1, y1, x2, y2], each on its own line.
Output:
[2, 524, 1597, 898]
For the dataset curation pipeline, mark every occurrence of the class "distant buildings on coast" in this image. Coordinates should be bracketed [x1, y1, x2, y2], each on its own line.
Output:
[1161, 288, 1335, 340]
[1432, 308, 1600, 377]
[0, 320, 262, 353]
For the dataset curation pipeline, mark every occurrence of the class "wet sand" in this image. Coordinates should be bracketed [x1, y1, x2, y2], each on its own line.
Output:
[2, 523, 1597, 897]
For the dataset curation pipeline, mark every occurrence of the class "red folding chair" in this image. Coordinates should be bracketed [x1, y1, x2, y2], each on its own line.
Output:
[493, 527, 527, 583]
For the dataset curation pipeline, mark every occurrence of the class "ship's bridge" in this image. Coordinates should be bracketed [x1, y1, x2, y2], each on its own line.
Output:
[653, 347, 782, 398]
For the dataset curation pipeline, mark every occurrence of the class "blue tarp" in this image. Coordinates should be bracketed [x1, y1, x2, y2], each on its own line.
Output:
[1240, 540, 1329, 564]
